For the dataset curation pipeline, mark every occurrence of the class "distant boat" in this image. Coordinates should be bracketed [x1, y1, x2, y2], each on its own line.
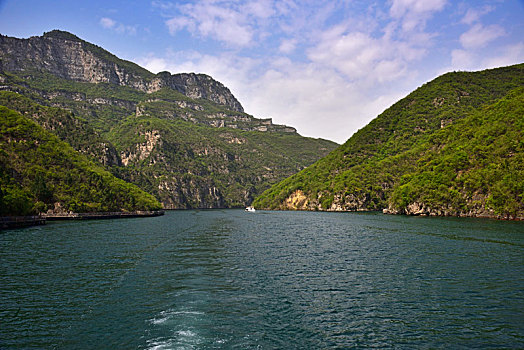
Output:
[245, 206, 256, 212]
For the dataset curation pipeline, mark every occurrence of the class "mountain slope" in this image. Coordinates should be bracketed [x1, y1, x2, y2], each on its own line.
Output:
[253, 64, 524, 219]
[0, 31, 337, 209]
[0, 105, 161, 216]
[0, 30, 243, 112]
[0, 91, 121, 166]
[108, 114, 335, 208]
[386, 87, 524, 219]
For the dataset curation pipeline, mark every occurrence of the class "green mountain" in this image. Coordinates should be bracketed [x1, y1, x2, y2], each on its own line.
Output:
[0, 31, 337, 212]
[254, 64, 524, 220]
[0, 103, 161, 216]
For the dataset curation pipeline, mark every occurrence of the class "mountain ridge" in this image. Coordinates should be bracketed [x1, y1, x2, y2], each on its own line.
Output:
[253, 63, 524, 219]
[0, 30, 337, 213]
[0, 30, 244, 112]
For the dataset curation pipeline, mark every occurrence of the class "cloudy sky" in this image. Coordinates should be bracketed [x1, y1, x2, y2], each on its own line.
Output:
[1, 0, 523, 143]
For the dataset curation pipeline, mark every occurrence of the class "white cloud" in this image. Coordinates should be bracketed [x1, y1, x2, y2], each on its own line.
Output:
[242, 0, 275, 19]
[166, 16, 195, 34]
[136, 40, 420, 144]
[100, 17, 116, 29]
[279, 38, 297, 54]
[239, 57, 414, 143]
[461, 5, 494, 25]
[99, 17, 137, 35]
[450, 49, 474, 70]
[165, 1, 257, 47]
[161, 0, 340, 49]
[138, 55, 170, 73]
[307, 27, 425, 86]
[140, 1, 446, 143]
[459, 23, 505, 49]
[116, 24, 137, 35]
[245, 64, 386, 143]
[137, 50, 261, 101]
[390, 0, 447, 17]
[142, 1, 519, 143]
[443, 3, 517, 73]
[389, 0, 447, 33]
[483, 43, 524, 69]
[151, 1, 176, 11]
[448, 42, 524, 73]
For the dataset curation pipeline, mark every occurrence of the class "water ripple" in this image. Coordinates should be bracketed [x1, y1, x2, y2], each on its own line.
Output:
[1, 210, 523, 348]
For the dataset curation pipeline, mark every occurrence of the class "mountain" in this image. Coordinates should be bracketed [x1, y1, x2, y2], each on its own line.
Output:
[0, 31, 337, 212]
[0, 30, 243, 112]
[253, 64, 524, 220]
[0, 102, 161, 216]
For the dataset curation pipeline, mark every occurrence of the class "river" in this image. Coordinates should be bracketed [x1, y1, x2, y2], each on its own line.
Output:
[1, 210, 523, 348]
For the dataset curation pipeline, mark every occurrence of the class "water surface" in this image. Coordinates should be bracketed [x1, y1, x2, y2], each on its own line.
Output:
[1, 210, 523, 348]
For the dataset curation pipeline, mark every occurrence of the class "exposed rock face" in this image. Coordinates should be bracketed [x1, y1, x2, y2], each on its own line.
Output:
[282, 190, 376, 212]
[0, 30, 244, 112]
[284, 190, 309, 210]
[157, 178, 225, 209]
[120, 130, 162, 166]
[0, 31, 149, 89]
[328, 193, 371, 211]
[0, 31, 338, 210]
[382, 200, 523, 220]
[97, 143, 122, 167]
[150, 72, 244, 112]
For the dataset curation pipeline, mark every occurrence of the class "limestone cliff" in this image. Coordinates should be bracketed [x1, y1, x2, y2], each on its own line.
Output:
[0, 30, 243, 112]
[0, 31, 338, 209]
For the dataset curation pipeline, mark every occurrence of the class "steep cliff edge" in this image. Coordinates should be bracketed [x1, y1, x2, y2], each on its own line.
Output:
[0, 30, 243, 112]
[0, 31, 337, 210]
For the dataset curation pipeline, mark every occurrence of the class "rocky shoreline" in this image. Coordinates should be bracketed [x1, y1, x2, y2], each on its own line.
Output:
[44, 210, 165, 221]
[0, 216, 46, 230]
[382, 203, 524, 221]
[1, 210, 165, 230]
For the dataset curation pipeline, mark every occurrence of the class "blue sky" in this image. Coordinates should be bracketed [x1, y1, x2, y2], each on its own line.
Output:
[1, 0, 523, 143]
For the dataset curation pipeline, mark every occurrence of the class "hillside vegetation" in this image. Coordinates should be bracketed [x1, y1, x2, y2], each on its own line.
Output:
[108, 114, 334, 208]
[387, 88, 524, 218]
[254, 64, 524, 219]
[0, 105, 161, 216]
[0, 31, 337, 211]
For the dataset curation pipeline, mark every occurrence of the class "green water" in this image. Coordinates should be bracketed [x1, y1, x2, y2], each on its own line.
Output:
[1, 210, 523, 348]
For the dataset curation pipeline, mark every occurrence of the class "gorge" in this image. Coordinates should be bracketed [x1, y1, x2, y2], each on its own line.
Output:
[0, 30, 337, 215]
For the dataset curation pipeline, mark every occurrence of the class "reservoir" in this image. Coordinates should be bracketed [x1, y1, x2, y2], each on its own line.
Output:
[1, 210, 523, 348]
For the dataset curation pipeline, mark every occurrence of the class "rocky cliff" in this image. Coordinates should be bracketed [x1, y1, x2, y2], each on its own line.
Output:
[0, 31, 337, 210]
[0, 30, 243, 112]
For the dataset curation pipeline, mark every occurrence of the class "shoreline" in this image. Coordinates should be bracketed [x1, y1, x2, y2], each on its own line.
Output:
[0, 216, 46, 230]
[254, 207, 524, 221]
[0, 210, 164, 230]
[44, 210, 165, 221]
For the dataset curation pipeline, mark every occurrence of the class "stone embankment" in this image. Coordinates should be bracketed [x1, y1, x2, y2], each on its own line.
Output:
[44, 210, 165, 220]
[0, 216, 46, 230]
[0, 211, 164, 230]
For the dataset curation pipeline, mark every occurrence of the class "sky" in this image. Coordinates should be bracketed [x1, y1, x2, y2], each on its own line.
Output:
[0, 1, 523, 143]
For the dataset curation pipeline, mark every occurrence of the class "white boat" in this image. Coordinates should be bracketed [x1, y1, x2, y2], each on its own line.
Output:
[245, 206, 256, 212]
